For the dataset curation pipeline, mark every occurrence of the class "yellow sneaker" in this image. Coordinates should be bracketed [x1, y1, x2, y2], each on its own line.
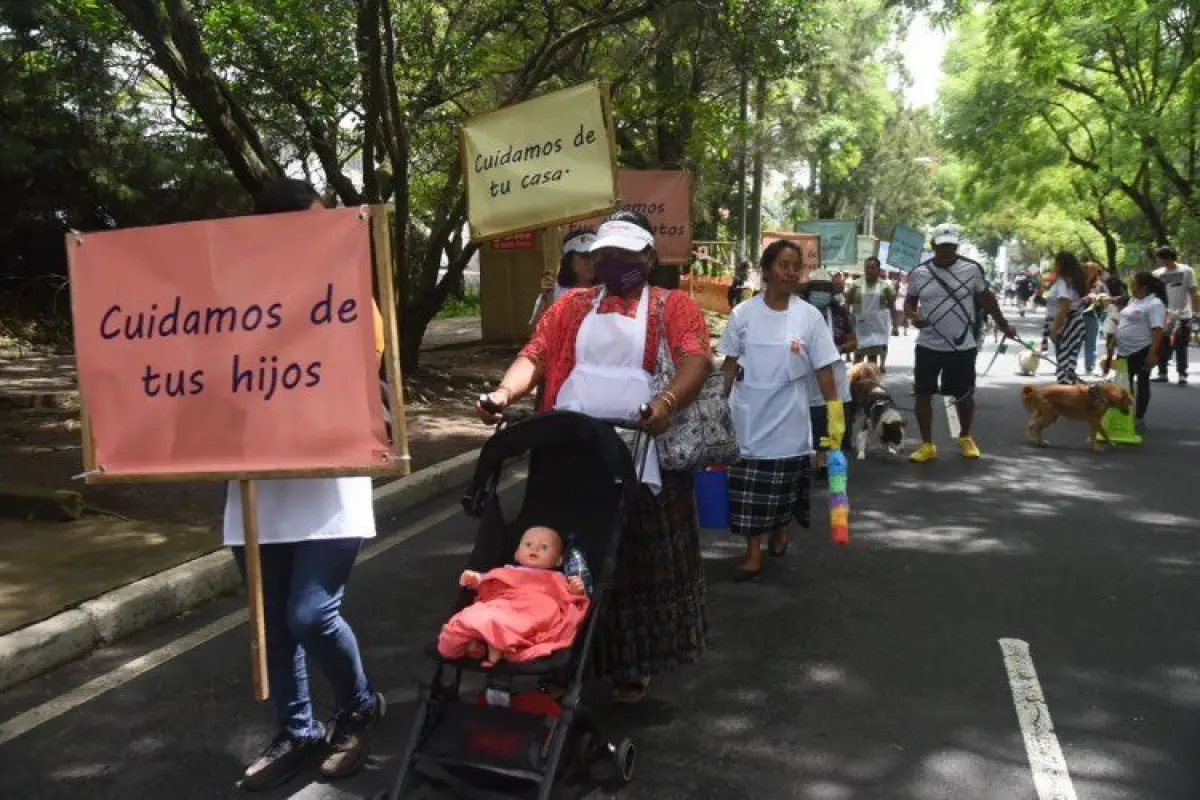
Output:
[910, 442, 938, 463]
[958, 436, 981, 459]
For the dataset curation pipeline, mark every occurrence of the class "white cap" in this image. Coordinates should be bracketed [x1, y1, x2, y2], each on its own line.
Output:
[563, 232, 595, 255]
[808, 268, 833, 283]
[931, 223, 962, 246]
[590, 220, 654, 253]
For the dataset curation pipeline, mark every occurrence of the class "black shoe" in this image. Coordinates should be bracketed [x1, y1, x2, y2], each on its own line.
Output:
[241, 724, 326, 792]
[1179, 376, 1188, 386]
[1152, 374, 1168, 383]
[320, 692, 386, 780]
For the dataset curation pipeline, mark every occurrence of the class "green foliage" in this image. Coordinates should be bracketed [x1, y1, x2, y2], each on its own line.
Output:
[940, 2, 1200, 268]
[435, 291, 481, 320]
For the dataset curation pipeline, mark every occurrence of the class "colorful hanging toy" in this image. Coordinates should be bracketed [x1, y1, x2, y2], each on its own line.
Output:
[827, 449, 850, 545]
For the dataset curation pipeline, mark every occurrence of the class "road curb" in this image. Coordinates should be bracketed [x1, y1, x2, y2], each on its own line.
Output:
[0, 447, 482, 693]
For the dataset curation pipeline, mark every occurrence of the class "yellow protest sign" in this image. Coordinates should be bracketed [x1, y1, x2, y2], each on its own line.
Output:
[461, 81, 618, 240]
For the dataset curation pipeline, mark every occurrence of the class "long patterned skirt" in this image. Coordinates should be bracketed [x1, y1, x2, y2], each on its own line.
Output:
[1053, 311, 1086, 384]
[727, 456, 813, 537]
[590, 470, 708, 683]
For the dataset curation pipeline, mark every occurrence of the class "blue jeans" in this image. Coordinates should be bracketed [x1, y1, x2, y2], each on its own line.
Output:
[232, 538, 372, 740]
[1083, 312, 1100, 373]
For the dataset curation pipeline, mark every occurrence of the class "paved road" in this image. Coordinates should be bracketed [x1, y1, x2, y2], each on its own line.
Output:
[2, 318, 1199, 800]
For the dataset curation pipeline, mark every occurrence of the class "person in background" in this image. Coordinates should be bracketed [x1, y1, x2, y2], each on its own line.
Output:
[1046, 251, 1089, 384]
[905, 223, 1016, 462]
[1081, 261, 1108, 375]
[894, 273, 910, 335]
[477, 209, 710, 704]
[530, 227, 596, 331]
[1015, 270, 1035, 317]
[800, 269, 856, 474]
[846, 256, 897, 372]
[720, 242, 843, 580]
[226, 179, 385, 792]
[727, 259, 751, 310]
[1152, 244, 1198, 385]
[1108, 272, 1168, 432]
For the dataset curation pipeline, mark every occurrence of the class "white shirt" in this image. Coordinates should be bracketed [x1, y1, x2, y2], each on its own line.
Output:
[908, 257, 987, 352]
[1115, 295, 1167, 356]
[1153, 265, 1194, 319]
[1045, 278, 1081, 318]
[718, 295, 840, 459]
[223, 477, 376, 546]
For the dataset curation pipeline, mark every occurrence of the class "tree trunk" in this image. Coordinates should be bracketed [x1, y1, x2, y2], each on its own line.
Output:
[736, 69, 749, 261]
[110, 0, 280, 194]
[748, 74, 767, 263]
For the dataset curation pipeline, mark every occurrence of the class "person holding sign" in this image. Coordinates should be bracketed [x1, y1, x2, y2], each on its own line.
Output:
[846, 256, 897, 373]
[476, 210, 711, 704]
[225, 179, 385, 792]
[529, 227, 596, 330]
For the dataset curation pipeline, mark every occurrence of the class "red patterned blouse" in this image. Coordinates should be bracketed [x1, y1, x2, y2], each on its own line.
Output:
[520, 286, 712, 412]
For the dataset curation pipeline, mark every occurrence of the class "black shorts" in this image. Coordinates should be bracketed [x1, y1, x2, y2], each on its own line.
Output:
[914, 346, 977, 399]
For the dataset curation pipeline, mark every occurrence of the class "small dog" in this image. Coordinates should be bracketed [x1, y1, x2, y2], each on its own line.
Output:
[1020, 382, 1134, 450]
[1017, 348, 1041, 376]
[849, 363, 907, 459]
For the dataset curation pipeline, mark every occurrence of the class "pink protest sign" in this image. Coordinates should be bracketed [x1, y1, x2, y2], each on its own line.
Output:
[565, 169, 693, 265]
[69, 207, 394, 480]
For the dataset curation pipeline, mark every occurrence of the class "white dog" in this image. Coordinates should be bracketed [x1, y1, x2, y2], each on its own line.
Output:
[1017, 348, 1041, 377]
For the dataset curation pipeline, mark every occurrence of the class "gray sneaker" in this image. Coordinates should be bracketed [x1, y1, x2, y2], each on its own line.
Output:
[319, 692, 386, 780]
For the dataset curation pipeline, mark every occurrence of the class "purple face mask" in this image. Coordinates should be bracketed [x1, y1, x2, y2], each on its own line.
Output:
[594, 257, 646, 294]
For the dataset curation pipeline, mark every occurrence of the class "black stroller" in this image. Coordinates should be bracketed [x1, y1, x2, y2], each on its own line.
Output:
[384, 409, 651, 799]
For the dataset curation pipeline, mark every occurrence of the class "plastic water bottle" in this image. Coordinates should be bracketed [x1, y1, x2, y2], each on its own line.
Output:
[563, 534, 593, 596]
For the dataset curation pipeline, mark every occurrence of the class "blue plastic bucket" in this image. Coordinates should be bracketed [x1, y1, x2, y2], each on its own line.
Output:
[693, 467, 731, 530]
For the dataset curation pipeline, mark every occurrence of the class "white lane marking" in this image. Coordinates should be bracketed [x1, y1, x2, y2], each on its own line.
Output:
[943, 395, 962, 439]
[0, 476, 522, 747]
[998, 638, 1078, 800]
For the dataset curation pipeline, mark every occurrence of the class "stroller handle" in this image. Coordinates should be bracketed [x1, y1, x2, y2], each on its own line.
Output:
[475, 394, 649, 432]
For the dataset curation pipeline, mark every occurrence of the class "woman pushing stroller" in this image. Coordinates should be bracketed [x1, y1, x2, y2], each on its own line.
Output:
[476, 210, 711, 704]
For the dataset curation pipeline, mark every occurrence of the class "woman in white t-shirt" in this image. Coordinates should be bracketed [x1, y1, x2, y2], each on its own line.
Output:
[1109, 272, 1167, 429]
[1046, 251, 1089, 383]
[719, 243, 843, 580]
[223, 180, 383, 791]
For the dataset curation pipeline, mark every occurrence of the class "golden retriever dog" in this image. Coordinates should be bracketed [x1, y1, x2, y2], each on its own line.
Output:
[849, 362, 906, 459]
[1020, 382, 1134, 450]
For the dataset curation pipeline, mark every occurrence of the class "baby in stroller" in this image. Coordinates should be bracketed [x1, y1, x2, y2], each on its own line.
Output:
[438, 525, 590, 667]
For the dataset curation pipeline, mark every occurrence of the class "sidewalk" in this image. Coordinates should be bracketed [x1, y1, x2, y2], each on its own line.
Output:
[0, 316, 487, 691]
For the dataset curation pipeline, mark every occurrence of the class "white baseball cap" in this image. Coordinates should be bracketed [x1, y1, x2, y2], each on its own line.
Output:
[590, 220, 654, 253]
[807, 268, 833, 283]
[931, 223, 962, 246]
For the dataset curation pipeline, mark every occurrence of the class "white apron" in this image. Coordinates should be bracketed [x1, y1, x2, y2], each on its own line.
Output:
[555, 285, 661, 493]
[730, 298, 814, 459]
[807, 307, 851, 405]
[855, 281, 891, 348]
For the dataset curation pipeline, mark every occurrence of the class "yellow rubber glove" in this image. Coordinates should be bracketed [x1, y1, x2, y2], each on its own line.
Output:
[821, 399, 845, 450]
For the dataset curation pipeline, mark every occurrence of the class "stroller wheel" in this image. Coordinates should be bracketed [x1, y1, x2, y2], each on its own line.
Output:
[613, 738, 636, 785]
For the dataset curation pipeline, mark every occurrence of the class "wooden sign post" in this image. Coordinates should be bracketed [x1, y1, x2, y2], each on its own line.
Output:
[67, 206, 409, 701]
[239, 480, 269, 699]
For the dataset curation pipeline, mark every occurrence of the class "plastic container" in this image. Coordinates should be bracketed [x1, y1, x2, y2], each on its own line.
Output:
[693, 466, 731, 530]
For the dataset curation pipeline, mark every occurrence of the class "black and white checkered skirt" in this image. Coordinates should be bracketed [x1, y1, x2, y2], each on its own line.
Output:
[728, 456, 812, 537]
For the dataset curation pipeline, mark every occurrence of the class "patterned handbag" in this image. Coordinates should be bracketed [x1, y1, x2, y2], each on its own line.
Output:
[650, 297, 739, 471]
